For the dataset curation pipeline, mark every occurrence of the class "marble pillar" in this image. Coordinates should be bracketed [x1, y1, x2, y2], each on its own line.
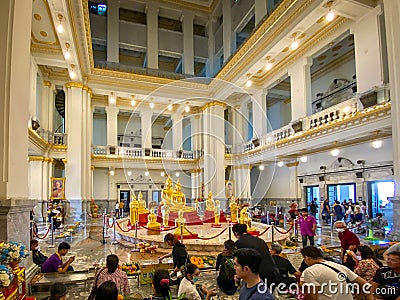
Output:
[351, 6, 384, 94]
[41, 81, 55, 132]
[288, 57, 312, 121]
[203, 102, 226, 197]
[141, 110, 153, 150]
[232, 166, 251, 200]
[182, 11, 194, 75]
[146, 1, 159, 69]
[0, 0, 33, 248]
[172, 115, 183, 150]
[206, 17, 217, 77]
[255, 0, 268, 25]
[105, 105, 119, 148]
[107, 0, 119, 63]
[383, 0, 400, 240]
[252, 90, 267, 138]
[222, 0, 232, 61]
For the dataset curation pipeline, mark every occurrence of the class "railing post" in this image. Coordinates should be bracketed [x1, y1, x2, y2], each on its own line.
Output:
[112, 216, 119, 245]
[101, 211, 107, 244]
[180, 223, 184, 243]
[49, 217, 55, 248]
[330, 213, 334, 233]
[271, 226, 275, 244]
[131, 221, 139, 252]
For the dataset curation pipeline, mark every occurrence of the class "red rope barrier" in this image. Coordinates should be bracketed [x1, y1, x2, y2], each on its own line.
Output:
[273, 224, 294, 235]
[33, 226, 51, 239]
[139, 224, 178, 232]
[255, 226, 271, 237]
[184, 226, 227, 240]
[107, 219, 115, 228]
[116, 221, 133, 232]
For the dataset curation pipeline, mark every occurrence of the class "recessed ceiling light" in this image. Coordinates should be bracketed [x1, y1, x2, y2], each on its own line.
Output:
[168, 104, 173, 111]
[109, 170, 115, 176]
[331, 149, 340, 156]
[175, 172, 180, 177]
[149, 102, 155, 109]
[326, 10, 335, 22]
[161, 171, 165, 177]
[56, 15, 64, 34]
[277, 161, 284, 167]
[291, 39, 299, 51]
[259, 165, 265, 170]
[300, 156, 308, 163]
[372, 140, 382, 149]
[185, 105, 190, 113]
[127, 171, 132, 176]
[130, 100, 136, 106]
[145, 171, 149, 176]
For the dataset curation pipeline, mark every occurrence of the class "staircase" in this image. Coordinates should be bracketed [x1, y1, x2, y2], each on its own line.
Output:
[55, 89, 65, 119]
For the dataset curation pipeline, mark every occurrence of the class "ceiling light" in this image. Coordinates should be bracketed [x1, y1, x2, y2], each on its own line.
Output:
[145, 171, 149, 177]
[149, 102, 155, 109]
[259, 165, 265, 171]
[64, 42, 71, 60]
[161, 171, 165, 177]
[109, 92, 115, 104]
[326, 9, 335, 22]
[372, 140, 382, 149]
[127, 171, 132, 176]
[265, 56, 273, 71]
[342, 106, 351, 114]
[331, 149, 340, 156]
[56, 14, 64, 34]
[175, 172, 180, 177]
[168, 104, 173, 111]
[109, 170, 115, 176]
[300, 156, 308, 163]
[277, 161, 284, 167]
[130, 99, 136, 106]
[291, 39, 299, 51]
[69, 64, 76, 79]
[185, 104, 190, 113]
[245, 73, 252, 87]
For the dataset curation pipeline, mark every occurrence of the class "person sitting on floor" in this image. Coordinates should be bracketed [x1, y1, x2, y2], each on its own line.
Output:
[42, 282, 67, 300]
[30, 239, 48, 267]
[41, 242, 74, 273]
[270, 243, 300, 286]
[96, 281, 118, 300]
[215, 240, 237, 295]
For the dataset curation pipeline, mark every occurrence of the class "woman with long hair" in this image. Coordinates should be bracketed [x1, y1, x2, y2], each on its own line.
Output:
[150, 269, 172, 300]
[354, 245, 383, 281]
[159, 233, 188, 273]
[215, 240, 237, 295]
[96, 254, 129, 296]
[178, 263, 216, 300]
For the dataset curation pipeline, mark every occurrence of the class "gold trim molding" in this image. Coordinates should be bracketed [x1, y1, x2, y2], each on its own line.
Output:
[286, 161, 299, 167]
[200, 101, 227, 112]
[43, 81, 52, 87]
[29, 156, 44, 162]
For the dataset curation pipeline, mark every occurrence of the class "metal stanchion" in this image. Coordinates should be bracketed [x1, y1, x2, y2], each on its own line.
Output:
[101, 212, 107, 244]
[131, 221, 139, 252]
[112, 216, 119, 245]
[267, 211, 270, 224]
[180, 223, 183, 243]
[84, 208, 87, 227]
[271, 226, 275, 244]
[330, 214, 334, 233]
[284, 216, 287, 229]
[48, 218, 55, 248]
[228, 222, 232, 241]
[294, 217, 299, 246]
[104, 213, 110, 238]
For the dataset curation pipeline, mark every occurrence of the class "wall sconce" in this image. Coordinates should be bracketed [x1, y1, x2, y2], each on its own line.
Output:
[69, 64, 76, 79]
[326, 1, 335, 22]
[108, 168, 115, 176]
[109, 92, 116, 104]
[265, 56, 273, 71]
[64, 42, 71, 60]
[245, 73, 252, 87]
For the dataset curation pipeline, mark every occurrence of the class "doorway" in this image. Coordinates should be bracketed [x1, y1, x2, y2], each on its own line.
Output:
[368, 180, 395, 218]
[327, 183, 356, 205]
[119, 190, 130, 212]
[305, 186, 320, 204]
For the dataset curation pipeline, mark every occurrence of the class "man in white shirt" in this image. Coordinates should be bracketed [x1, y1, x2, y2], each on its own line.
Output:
[300, 246, 372, 300]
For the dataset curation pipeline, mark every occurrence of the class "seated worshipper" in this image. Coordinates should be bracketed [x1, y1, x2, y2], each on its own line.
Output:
[41, 242, 74, 273]
[159, 233, 188, 273]
[233, 248, 274, 300]
[371, 243, 400, 300]
[370, 213, 389, 236]
[143, 269, 172, 300]
[96, 281, 118, 300]
[178, 263, 216, 300]
[41, 282, 67, 300]
[353, 245, 383, 282]
[215, 240, 237, 295]
[30, 239, 48, 267]
[96, 254, 130, 296]
[233, 223, 282, 286]
[270, 243, 300, 286]
[335, 221, 360, 271]
[300, 246, 370, 300]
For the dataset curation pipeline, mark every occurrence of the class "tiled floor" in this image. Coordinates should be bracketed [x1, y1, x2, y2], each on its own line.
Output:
[29, 217, 362, 299]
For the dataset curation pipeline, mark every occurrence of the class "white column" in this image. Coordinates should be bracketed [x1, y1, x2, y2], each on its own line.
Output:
[146, 1, 159, 69]
[191, 115, 201, 151]
[29, 158, 43, 201]
[141, 110, 153, 149]
[191, 169, 201, 199]
[252, 90, 267, 138]
[42, 158, 50, 201]
[172, 114, 183, 150]
[107, 0, 119, 63]
[182, 11, 194, 75]
[206, 17, 217, 77]
[29, 58, 38, 121]
[383, 0, 400, 239]
[232, 166, 251, 199]
[287, 162, 301, 203]
[255, 0, 268, 25]
[41, 81, 54, 132]
[222, 0, 232, 61]
[105, 105, 119, 147]
[83, 88, 92, 201]
[65, 84, 90, 220]
[203, 102, 225, 197]
[288, 57, 312, 121]
[351, 6, 384, 94]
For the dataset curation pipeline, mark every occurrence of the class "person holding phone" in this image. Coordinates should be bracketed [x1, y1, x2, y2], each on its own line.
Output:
[41, 242, 75, 273]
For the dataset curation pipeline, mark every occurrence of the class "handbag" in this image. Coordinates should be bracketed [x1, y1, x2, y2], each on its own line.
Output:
[88, 268, 106, 300]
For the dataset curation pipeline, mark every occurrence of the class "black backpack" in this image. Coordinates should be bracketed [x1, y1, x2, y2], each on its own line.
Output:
[219, 256, 235, 281]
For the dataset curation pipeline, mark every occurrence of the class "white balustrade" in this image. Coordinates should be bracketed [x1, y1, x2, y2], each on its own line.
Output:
[117, 147, 143, 157]
[92, 146, 107, 155]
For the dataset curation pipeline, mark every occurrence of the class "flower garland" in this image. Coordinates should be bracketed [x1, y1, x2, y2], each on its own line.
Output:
[0, 241, 29, 264]
[0, 265, 14, 287]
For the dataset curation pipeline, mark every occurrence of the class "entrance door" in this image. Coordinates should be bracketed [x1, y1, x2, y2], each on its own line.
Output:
[327, 183, 356, 206]
[368, 181, 395, 217]
[305, 186, 319, 203]
[120, 190, 130, 212]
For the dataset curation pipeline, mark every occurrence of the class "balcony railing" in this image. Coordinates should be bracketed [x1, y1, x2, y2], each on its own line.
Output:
[92, 146, 200, 159]
[36, 129, 67, 146]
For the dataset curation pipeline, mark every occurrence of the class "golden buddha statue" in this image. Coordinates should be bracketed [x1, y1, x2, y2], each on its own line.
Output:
[169, 180, 194, 212]
[230, 197, 238, 223]
[129, 195, 139, 226]
[213, 200, 221, 226]
[205, 192, 215, 211]
[146, 212, 161, 235]
[239, 206, 255, 232]
[173, 210, 192, 237]
[162, 177, 174, 207]
[138, 191, 149, 214]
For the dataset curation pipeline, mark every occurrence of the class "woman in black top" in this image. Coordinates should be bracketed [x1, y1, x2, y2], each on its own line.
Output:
[215, 240, 237, 295]
[159, 233, 188, 273]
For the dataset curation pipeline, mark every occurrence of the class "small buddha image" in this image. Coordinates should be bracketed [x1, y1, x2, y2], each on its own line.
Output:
[206, 192, 215, 211]
[230, 197, 238, 223]
[129, 195, 139, 225]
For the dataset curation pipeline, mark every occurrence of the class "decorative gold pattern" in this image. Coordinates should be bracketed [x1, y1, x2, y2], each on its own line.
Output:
[200, 101, 227, 112]
[31, 0, 60, 46]
[286, 161, 299, 167]
[40, 31, 48, 37]
[34, 14, 41, 21]
[29, 156, 45, 162]
[43, 81, 51, 87]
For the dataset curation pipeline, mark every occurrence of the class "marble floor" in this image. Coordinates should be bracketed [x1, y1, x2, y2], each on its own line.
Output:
[29, 217, 363, 299]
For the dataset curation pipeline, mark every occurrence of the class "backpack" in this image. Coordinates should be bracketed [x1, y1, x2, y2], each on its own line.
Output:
[219, 256, 235, 281]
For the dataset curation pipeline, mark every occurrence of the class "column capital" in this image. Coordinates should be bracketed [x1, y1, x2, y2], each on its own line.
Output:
[190, 169, 201, 174]
[91, 165, 95, 171]
[43, 157, 52, 163]
[62, 158, 67, 164]
[43, 81, 52, 87]
[65, 82, 91, 92]
[180, 10, 195, 22]
[145, 1, 159, 14]
[286, 161, 299, 167]
[201, 101, 226, 112]
[105, 106, 119, 114]
[29, 156, 44, 162]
